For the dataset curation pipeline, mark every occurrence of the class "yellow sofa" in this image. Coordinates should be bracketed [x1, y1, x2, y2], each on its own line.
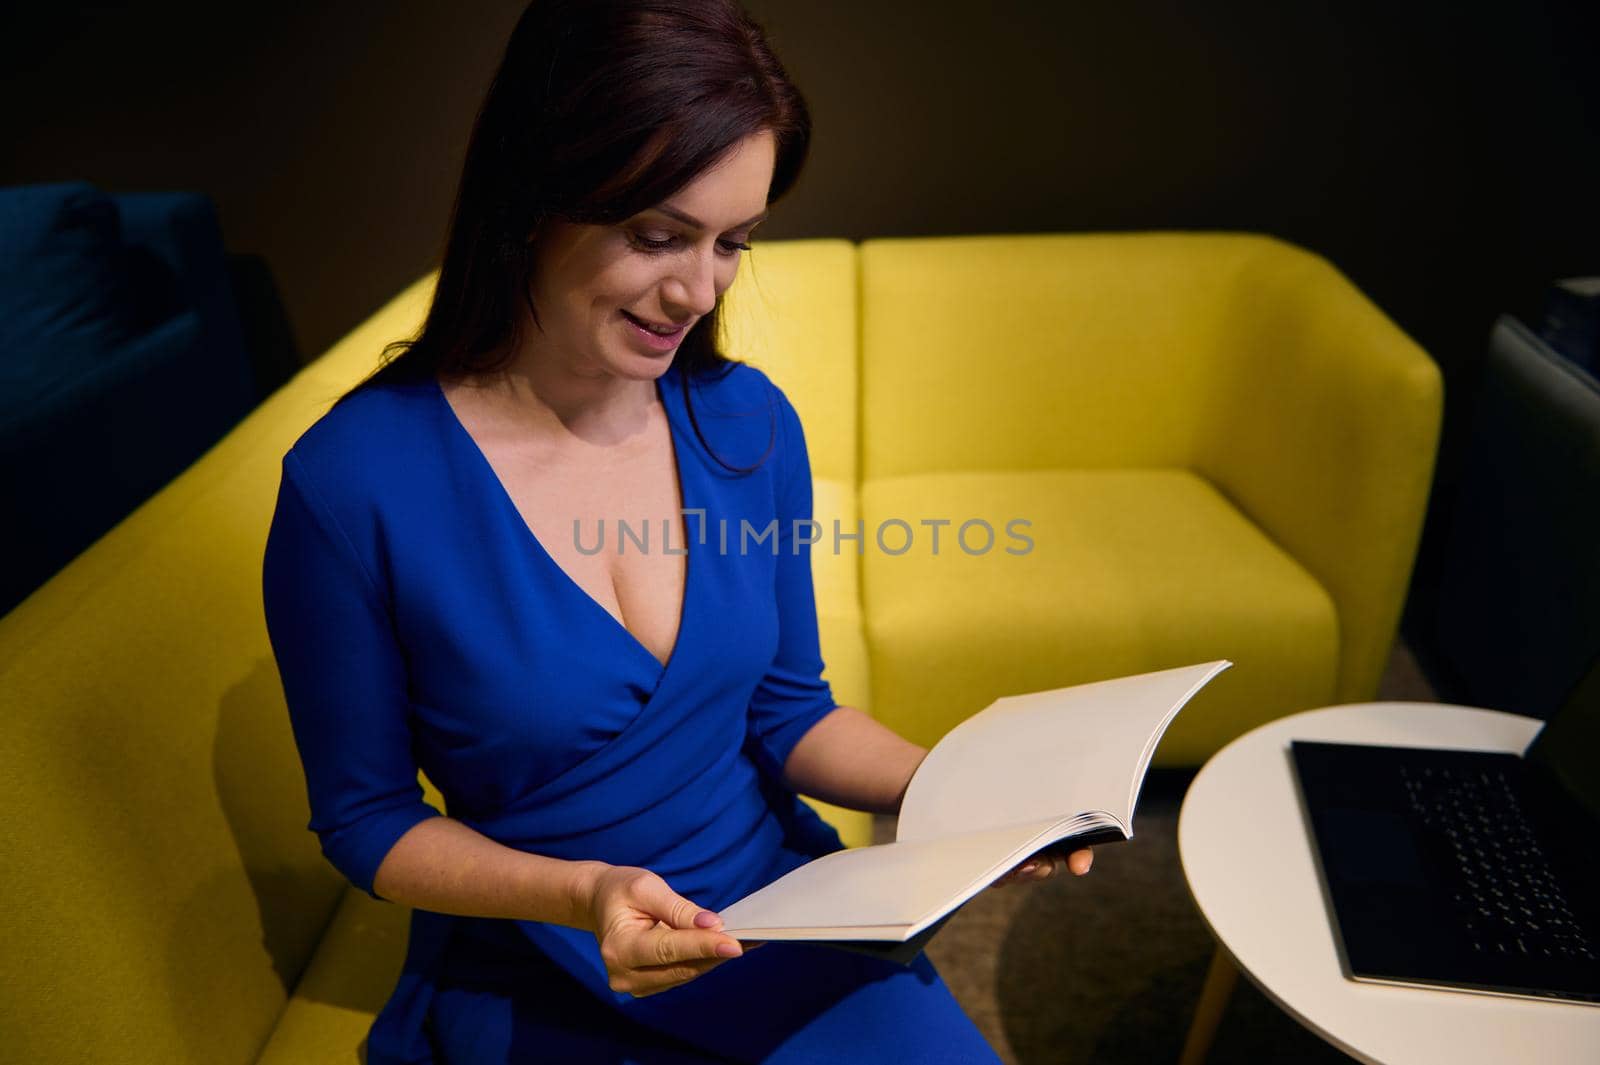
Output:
[0, 232, 1440, 1062]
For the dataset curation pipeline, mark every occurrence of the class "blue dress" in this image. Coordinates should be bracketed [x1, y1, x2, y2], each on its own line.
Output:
[261, 359, 1001, 1064]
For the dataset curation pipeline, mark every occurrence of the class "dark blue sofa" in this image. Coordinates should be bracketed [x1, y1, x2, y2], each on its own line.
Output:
[1413, 314, 1600, 718]
[1, 182, 257, 616]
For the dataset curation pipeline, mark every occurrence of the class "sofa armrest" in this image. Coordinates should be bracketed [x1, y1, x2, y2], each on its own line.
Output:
[1196, 239, 1443, 704]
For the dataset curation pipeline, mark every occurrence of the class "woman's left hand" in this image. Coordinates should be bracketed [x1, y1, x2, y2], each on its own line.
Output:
[991, 845, 1093, 888]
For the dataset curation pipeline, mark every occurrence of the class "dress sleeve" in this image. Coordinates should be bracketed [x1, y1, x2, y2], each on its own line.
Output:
[261, 450, 441, 899]
[743, 383, 842, 781]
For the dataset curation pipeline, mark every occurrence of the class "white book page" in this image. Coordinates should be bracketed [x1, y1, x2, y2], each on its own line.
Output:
[717, 817, 1066, 939]
[895, 660, 1232, 844]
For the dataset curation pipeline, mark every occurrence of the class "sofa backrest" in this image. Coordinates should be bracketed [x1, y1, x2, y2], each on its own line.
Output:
[0, 275, 436, 1063]
[858, 232, 1266, 479]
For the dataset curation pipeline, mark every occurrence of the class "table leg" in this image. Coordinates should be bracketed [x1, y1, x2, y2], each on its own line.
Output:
[1178, 943, 1238, 1065]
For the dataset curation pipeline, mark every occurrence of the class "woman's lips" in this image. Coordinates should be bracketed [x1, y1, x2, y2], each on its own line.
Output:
[622, 310, 687, 352]
[623, 309, 687, 332]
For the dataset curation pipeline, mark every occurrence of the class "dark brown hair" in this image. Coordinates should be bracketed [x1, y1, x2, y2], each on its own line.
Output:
[341, 0, 811, 471]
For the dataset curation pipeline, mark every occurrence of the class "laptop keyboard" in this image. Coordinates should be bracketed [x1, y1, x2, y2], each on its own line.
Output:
[1401, 763, 1597, 962]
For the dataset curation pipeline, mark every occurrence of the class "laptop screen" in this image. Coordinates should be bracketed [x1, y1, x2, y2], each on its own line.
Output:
[1523, 652, 1600, 824]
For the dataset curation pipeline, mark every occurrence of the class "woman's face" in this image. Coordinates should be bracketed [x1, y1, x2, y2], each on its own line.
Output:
[524, 128, 777, 383]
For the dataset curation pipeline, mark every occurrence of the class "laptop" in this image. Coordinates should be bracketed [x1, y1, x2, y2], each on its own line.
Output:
[1290, 655, 1600, 1005]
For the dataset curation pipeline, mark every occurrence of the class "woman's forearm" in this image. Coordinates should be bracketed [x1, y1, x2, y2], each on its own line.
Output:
[780, 704, 929, 816]
[370, 815, 605, 931]
[373, 709, 924, 921]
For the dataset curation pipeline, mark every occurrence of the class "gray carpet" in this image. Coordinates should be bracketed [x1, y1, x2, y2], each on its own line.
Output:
[887, 644, 1438, 1064]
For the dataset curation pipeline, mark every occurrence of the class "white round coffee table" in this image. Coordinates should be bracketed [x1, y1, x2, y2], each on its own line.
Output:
[1175, 701, 1600, 1064]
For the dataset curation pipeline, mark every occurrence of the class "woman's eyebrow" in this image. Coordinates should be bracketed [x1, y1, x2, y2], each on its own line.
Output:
[651, 203, 769, 232]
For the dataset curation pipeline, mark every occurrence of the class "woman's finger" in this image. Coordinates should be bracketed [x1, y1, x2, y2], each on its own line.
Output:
[993, 846, 1095, 891]
[998, 858, 1043, 887]
[1039, 846, 1094, 875]
[614, 920, 741, 974]
[626, 955, 731, 997]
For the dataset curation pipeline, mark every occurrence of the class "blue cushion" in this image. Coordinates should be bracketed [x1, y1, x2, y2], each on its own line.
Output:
[0, 309, 201, 432]
[0, 182, 181, 406]
[0, 182, 252, 617]
[0, 308, 204, 613]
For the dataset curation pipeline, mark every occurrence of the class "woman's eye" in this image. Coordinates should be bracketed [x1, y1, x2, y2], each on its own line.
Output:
[629, 232, 751, 256]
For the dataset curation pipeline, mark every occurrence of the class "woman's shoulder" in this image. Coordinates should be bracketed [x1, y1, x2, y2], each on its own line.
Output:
[678, 358, 805, 464]
[681, 359, 804, 429]
[280, 374, 440, 503]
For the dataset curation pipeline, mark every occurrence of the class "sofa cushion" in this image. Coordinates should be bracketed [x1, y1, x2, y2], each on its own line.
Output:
[0, 182, 133, 343]
[859, 468, 1338, 763]
[0, 309, 205, 614]
[0, 182, 182, 416]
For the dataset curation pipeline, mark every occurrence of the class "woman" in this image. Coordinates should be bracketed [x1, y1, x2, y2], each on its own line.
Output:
[262, 1, 1091, 1061]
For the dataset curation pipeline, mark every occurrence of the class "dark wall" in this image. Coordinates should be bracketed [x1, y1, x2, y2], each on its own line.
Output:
[5, 0, 1598, 660]
[2, 1, 520, 370]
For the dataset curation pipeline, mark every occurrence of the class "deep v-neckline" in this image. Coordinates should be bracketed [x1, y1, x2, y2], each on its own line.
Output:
[432, 367, 694, 679]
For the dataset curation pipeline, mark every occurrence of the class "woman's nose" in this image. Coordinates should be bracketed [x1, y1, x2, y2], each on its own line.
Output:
[664, 248, 718, 318]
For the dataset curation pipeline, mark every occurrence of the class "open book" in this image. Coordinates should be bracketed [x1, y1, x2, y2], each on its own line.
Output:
[719, 659, 1233, 964]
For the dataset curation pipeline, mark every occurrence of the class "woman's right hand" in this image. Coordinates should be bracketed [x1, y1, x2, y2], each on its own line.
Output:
[579, 863, 747, 997]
